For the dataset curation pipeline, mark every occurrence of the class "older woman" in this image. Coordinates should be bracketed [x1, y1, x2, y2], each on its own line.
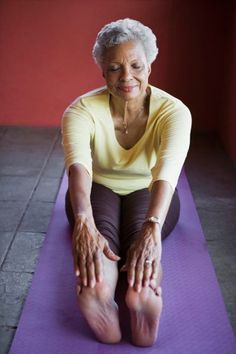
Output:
[62, 18, 191, 347]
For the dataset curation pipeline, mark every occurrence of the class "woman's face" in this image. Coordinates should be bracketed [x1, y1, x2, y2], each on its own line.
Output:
[101, 40, 151, 102]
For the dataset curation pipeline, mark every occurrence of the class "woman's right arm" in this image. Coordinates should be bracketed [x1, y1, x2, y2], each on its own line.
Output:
[69, 163, 94, 224]
[69, 163, 120, 289]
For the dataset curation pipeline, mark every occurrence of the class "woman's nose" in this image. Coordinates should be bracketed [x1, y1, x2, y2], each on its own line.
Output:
[120, 66, 132, 81]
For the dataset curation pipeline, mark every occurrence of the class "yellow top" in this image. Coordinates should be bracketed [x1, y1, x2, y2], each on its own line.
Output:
[61, 85, 192, 195]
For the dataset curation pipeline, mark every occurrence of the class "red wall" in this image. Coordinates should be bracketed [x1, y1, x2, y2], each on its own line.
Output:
[0, 0, 235, 161]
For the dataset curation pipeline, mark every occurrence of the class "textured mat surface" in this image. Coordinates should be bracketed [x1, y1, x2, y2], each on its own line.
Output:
[9, 171, 236, 354]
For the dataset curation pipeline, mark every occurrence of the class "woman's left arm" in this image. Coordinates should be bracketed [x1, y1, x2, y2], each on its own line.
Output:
[122, 180, 173, 292]
[122, 102, 192, 292]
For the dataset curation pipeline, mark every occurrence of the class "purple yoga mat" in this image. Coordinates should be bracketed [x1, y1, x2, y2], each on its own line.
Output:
[9, 171, 236, 354]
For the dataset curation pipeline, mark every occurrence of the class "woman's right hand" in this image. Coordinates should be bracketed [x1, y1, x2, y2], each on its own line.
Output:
[72, 214, 120, 289]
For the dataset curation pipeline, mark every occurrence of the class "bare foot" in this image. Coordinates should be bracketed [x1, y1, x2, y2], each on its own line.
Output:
[77, 282, 121, 344]
[125, 264, 163, 348]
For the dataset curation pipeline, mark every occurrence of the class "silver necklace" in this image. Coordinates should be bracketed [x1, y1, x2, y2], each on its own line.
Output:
[122, 101, 146, 135]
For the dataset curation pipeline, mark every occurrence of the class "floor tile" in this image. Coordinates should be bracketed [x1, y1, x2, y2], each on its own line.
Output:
[187, 172, 236, 199]
[0, 326, 16, 354]
[195, 201, 236, 242]
[0, 141, 50, 154]
[207, 240, 236, 282]
[2, 232, 45, 273]
[0, 126, 58, 146]
[0, 271, 32, 327]
[32, 177, 62, 202]
[0, 201, 26, 232]
[0, 127, 60, 177]
[19, 201, 54, 232]
[0, 176, 36, 201]
[52, 133, 63, 155]
[0, 150, 46, 177]
[42, 154, 65, 178]
[0, 232, 15, 268]
[42, 131, 64, 178]
[185, 136, 236, 199]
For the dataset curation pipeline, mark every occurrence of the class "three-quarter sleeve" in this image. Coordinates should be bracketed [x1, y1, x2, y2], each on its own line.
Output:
[61, 98, 95, 176]
[150, 103, 192, 191]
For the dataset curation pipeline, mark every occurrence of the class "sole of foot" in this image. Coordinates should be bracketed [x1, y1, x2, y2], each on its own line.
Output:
[77, 282, 122, 344]
[125, 285, 163, 347]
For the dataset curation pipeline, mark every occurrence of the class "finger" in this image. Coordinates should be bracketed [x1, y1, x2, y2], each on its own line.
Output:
[79, 256, 87, 287]
[72, 244, 80, 277]
[126, 249, 136, 286]
[103, 242, 120, 261]
[134, 259, 144, 293]
[87, 256, 96, 288]
[73, 255, 80, 277]
[77, 276, 82, 286]
[94, 250, 103, 282]
[76, 284, 81, 296]
[76, 277, 82, 295]
[149, 281, 162, 296]
[151, 259, 158, 280]
[127, 261, 135, 287]
[150, 277, 157, 291]
[143, 260, 153, 287]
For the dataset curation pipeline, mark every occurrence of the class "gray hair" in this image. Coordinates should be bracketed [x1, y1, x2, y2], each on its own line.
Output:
[92, 18, 159, 66]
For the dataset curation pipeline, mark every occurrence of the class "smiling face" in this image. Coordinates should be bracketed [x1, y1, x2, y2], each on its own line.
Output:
[101, 41, 151, 102]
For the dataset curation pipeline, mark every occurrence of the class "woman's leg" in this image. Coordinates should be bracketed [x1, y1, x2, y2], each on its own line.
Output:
[120, 188, 180, 346]
[65, 182, 122, 343]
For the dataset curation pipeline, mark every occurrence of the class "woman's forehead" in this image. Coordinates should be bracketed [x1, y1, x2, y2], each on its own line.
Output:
[103, 41, 147, 63]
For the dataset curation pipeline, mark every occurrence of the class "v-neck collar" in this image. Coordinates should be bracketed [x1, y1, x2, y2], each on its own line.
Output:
[105, 85, 154, 151]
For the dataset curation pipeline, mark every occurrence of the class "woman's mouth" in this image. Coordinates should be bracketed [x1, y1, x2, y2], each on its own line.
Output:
[118, 86, 136, 93]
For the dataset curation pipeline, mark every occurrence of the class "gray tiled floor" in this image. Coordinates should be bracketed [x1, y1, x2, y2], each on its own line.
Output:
[0, 271, 33, 327]
[2, 232, 46, 273]
[185, 134, 236, 337]
[0, 126, 235, 353]
[0, 126, 64, 354]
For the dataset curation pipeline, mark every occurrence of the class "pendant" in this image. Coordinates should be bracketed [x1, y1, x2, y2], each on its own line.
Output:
[123, 122, 128, 134]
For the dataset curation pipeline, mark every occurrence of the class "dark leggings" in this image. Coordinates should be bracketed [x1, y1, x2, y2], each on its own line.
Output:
[65, 182, 180, 261]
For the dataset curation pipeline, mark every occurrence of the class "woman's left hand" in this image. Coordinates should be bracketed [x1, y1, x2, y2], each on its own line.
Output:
[121, 222, 162, 292]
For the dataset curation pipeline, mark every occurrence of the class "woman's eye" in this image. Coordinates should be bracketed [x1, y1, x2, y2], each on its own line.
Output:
[132, 64, 142, 69]
[109, 66, 120, 71]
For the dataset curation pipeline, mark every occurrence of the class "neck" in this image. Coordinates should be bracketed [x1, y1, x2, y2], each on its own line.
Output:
[109, 89, 150, 135]
[110, 92, 148, 117]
